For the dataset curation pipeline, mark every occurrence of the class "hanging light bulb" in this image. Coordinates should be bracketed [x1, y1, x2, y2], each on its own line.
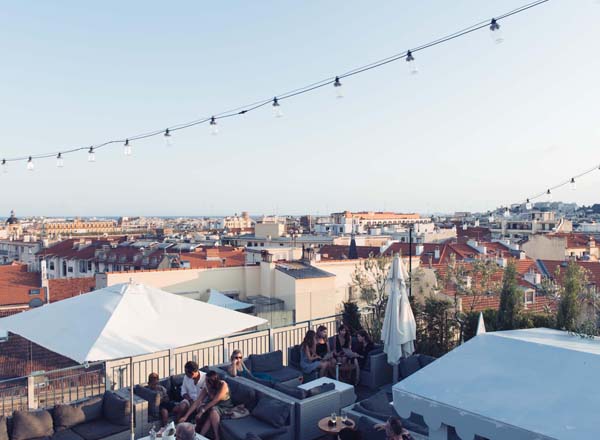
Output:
[56, 153, 64, 168]
[462, 223, 468, 231]
[123, 139, 132, 156]
[2, 159, 7, 174]
[272, 97, 283, 118]
[406, 50, 418, 75]
[546, 189, 552, 202]
[333, 76, 343, 98]
[503, 207, 510, 218]
[27, 156, 34, 171]
[525, 198, 533, 210]
[489, 18, 504, 44]
[88, 147, 96, 162]
[210, 117, 219, 135]
[164, 129, 173, 148]
[570, 177, 576, 190]
[488, 213, 494, 223]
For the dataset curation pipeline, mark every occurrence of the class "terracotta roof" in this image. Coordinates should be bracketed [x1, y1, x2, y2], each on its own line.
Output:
[179, 247, 246, 269]
[384, 243, 454, 266]
[0, 263, 42, 307]
[538, 260, 600, 287]
[547, 233, 595, 249]
[318, 245, 380, 260]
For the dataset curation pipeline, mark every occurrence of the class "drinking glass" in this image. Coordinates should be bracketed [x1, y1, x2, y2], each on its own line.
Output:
[331, 412, 337, 423]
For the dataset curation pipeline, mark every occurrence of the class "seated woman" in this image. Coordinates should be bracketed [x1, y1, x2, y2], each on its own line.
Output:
[353, 329, 374, 384]
[316, 325, 335, 376]
[300, 330, 331, 378]
[179, 371, 233, 440]
[227, 349, 275, 383]
[333, 324, 360, 384]
[374, 416, 413, 440]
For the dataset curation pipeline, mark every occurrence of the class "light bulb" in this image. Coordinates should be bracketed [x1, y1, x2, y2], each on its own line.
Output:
[570, 178, 576, 190]
[488, 214, 494, 223]
[2, 159, 7, 174]
[525, 199, 532, 210]
[27, 156, 34, 171]
[272, 97, 283, 118]
[123, 139, 132, 156]
[546, 189, 552, 202]
[56, 153, 64, 168]
[406, 50, 418, 75]
[88, 147, 96, 162]
[334, 76, 343, 98]
[503, 207, 510, 218]
[489, 18, 504, 44]
[462, 223, 468, 231]
[164, 129, 173, 148]
[210, 117, 219, 135]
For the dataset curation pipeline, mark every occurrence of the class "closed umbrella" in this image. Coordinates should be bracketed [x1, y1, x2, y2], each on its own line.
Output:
[382, 254, 417, 382]
[0, 281, 266, 440]
[476, 312, 487, 336]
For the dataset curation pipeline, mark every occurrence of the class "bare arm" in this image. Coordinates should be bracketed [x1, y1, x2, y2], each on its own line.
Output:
[179, 388, 207, 422]
[202, 382, 229, 411]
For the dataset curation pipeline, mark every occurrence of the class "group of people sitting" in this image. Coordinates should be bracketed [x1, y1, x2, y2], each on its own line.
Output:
[300, 324, 374, 384]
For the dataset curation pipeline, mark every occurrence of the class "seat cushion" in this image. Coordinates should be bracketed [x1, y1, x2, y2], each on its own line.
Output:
[134, 385, 161, 419]
[354, 391, 395, 420]
[169, 374, 184, 401]
[265, 367, 300, 383]
[244, 433, 263, 440]
[51, 429, 85, 440]
[248, 351, 282, 373]
[53, 397, 103, 431]
[221, 417, 286, 440]
[0, 417, 8, 440]
[306, 382, 335, 397]
[273, 383, 307, 400]
[226, 380, 257, 412]
[102, 391, 130, 426]
[251, 396, 289, 428]
[288, 346, 301, 369]
[71, 421, 127, 440]
[11, 410, 54, 440]
[399, 355, 421, 379]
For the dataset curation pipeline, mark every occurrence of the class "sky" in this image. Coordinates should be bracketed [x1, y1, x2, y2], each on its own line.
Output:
[1, 0, 599, 217]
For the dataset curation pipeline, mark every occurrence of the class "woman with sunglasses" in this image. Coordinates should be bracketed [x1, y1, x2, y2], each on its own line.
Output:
[227, 349, 251, 378]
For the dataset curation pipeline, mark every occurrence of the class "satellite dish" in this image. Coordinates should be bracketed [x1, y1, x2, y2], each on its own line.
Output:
[29, 298, 44, 308]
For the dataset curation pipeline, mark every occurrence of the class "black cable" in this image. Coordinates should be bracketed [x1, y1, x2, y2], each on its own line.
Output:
[2, 0, 551, 164]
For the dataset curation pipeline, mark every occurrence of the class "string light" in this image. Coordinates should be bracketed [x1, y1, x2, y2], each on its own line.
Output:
[210, 117, 218, 135]
[503, 207, 510, 218]
[88, 147, 96, 162]
[406, 50, 419, 75]
[0, 0, 551, 170]
[272, 97, 283, 118]
[123, 139, 132, 156]
[570, 177, 576, 190]
[56, 153, 64, 168]
[525, 198, 532, 210]
[333, 77, 343, 98]
[1, 159, 6, 174]
[27, 157, 34, 172]
[164, 129, 173, 148]
[546, 188, 552, 202]
[489, 18, 504, 44]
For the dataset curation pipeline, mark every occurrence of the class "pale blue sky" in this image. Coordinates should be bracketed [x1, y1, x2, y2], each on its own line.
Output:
[1, 1, 599, 217]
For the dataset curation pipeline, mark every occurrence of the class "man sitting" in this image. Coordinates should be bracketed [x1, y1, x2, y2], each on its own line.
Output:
[174, 361, 206, 422]
[146, 373, 172, 426]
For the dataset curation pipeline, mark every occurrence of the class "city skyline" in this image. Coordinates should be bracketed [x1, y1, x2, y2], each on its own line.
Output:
[1, 1, 600, 215]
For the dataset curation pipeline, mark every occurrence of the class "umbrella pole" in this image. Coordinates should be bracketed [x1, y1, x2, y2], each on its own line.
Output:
[393, 364, 398, 384]
[130, 357, 135, 440]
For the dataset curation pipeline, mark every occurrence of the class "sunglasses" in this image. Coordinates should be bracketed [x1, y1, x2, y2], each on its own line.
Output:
[235, 356, 243, 359]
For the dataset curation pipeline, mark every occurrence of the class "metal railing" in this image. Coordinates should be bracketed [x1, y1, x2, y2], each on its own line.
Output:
[0, 313, 343, 415]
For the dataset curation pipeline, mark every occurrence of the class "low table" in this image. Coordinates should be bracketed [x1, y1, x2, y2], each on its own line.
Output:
[299, 377, 357, 409]
[317, 416, 356, 437]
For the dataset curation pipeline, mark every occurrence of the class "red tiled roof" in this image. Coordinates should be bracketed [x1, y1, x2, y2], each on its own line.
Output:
[547, 233, 595, 249]
[0, 263, 41, 307]
[318, 245, 380, 260]
[539, 260, 600, 287]
[384, 243, 455, 266]
[180, 247, 246, 269]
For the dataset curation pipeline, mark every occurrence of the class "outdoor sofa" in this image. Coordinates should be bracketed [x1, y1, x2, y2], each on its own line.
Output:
[0, 391, 139, 440]
[134, 373, 186, 427]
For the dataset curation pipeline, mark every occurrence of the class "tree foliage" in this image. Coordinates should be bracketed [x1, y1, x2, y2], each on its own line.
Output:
[413, 297, 457, 357]
[556, 262, 586, 332]
[497, 262, 522, 330]
[342, 301, 363, 334]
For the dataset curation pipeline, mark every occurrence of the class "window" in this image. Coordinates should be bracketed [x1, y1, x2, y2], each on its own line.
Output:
[79, 260, 87, 273]
[68, 266, 74, 273]
[524, 291, 534, 304]
[49, 262, 55, 271]
[29, 289, 41, 295]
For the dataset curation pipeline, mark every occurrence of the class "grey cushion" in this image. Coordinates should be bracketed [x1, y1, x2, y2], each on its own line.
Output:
[244, 433, 263, 440]
[102, 391, 130, 426]
[134, 385, 161, 419]
[249, 351, 282, 373]
[251, 397, 289, 428]
[361, 391, 393, 415]
[399, 355, 421, 379]
[11, 410, 54, 440]
[265, 367, 300, 383]
[221, 417, 285, 440]
[356, 417, 386, 440]
[0, 417, 8, 440]
[273, 383, 307, 400]
[307, 382, 335, 397]
[418, 355, 435, 368]
[51, 429, 85, 440]
[53, 397, 103, 431]
[288, 346, 301, 369]
[169, 374, 184, 401]
[71, 420, 127, 440]
[226, 380, 257, 411]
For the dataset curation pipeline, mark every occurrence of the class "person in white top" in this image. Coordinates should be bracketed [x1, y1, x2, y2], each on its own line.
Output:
[173, 361, 206, 422]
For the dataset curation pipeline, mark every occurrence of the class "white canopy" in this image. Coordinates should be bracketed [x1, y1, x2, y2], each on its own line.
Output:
[393, 328, 600, 440]
[0, 282, 267, 363]
[476, 311, 486, 335]
[208, 289, 253, 311]
[382, 254, 416, 366]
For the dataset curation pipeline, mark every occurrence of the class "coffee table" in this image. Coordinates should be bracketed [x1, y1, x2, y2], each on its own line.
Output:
[318, 416, 356, 437]
[298, 377, 357, 409]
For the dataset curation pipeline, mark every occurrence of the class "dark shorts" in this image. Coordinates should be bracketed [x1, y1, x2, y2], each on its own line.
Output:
[159, 401, 177, 412]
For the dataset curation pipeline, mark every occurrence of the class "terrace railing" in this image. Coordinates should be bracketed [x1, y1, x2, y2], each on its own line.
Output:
[0, 314, 342, 416]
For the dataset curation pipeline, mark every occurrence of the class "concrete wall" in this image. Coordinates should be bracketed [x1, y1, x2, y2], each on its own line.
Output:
[313, 260, 360, 304]
[294, 276, 338, 322]
[521, 235, 567, 261]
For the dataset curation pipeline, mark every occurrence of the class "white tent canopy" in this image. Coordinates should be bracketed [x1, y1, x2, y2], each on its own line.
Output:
[393, 328, 600, 440]
[207, 289, 253, 311]
[0, 282, 267, 363]
[476, 311, 486, 335]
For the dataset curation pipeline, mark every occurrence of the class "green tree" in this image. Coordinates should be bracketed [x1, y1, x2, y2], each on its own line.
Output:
[342, 301, 363, 334]
[556, 261, 585, 331]
[413, 297, 457, 357]
[497, 262, 522, 330]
